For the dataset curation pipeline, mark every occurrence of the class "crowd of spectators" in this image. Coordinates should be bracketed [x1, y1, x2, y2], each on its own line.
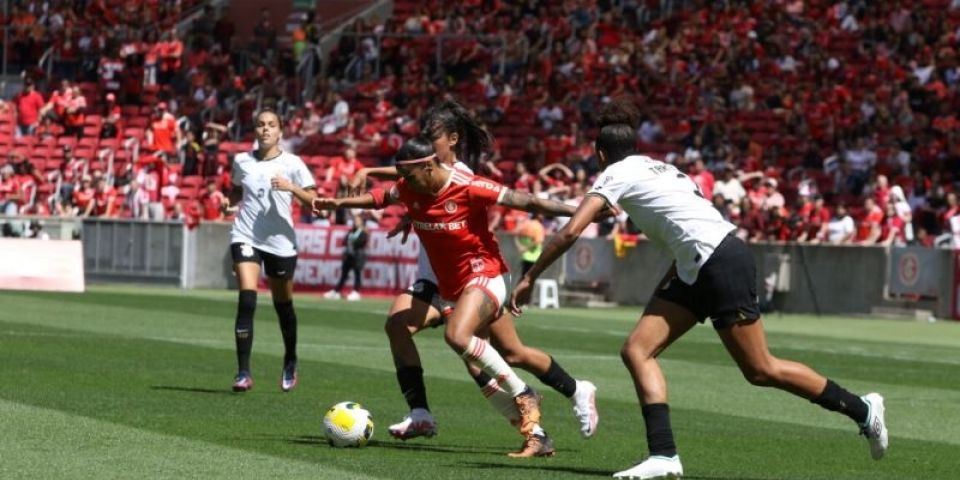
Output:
[2, 0, 960, 249]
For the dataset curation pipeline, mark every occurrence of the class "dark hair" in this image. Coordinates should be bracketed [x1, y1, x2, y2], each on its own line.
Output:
[595, 97, 640, 164]
[255, 108, 284, 128]
[394, 136, 436, 163]
[420, 100, 492, 169]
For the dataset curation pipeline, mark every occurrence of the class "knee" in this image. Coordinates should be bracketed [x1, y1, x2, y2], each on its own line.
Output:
[443, 330, 470, 354]
[384, 314, 411, 337]
[620, 339, 651, 366]
[500, 348, 525, 367]
[740, 361, 779, 387]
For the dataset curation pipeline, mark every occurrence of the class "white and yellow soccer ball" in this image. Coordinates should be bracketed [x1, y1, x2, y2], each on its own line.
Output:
[323, 401, 374, 447]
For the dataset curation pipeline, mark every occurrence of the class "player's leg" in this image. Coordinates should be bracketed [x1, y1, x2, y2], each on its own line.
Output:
[230, 243, 261, 392]
[489, 312, 599, 438]
[347, 255, 364, 301]
[446, 279, 549, 455]
[385, 283, 444, 440]
[265, 252, 299, 392]
[613, 297, 696, 479]
[716, 318, 887, 459]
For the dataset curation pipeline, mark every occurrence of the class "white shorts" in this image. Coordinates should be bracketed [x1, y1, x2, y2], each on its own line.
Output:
[439, 274, 509, 315]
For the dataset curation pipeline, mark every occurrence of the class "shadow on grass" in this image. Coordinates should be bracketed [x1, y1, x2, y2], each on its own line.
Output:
[461, 462, 780, 480]
[269, 434, 509, 455]
[460, 462, 611, 477]
[150, 385, 233, 395]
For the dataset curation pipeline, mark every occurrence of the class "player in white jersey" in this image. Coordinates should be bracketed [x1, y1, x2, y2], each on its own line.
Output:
[509, 99, 887, 479]
[348, 101, 598, 453]
[223, 108, 317, 393]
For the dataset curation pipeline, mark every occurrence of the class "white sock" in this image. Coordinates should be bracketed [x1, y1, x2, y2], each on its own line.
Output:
[461, 336, 527, 397]
[480, 378, 521, 424]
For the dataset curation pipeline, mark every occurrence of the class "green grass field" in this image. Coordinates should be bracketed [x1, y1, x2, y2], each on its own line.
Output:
[1, 286, 957, 479]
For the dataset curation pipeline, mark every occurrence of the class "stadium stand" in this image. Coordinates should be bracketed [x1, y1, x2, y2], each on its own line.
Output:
[1, 0, 959, 248]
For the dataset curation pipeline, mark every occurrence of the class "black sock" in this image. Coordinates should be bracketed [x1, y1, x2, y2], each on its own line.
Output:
[471, 369, 493, 387]
[274, 300, 297, 364]
[642, 403, 677, 457]
[535, 357, 578, 398]
[396, 366, 429, 411]
[812, 379, 868, 425]
[235, 290, 257, 372]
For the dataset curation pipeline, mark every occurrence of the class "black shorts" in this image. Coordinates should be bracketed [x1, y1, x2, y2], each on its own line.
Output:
[403, 279, 447, 327]
[653, 234, 760, 329]
[230, 242, 298, 280]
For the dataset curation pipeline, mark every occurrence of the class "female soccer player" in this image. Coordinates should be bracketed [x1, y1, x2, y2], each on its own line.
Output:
[223, 108, 317, 393]
[314, 137, 597, 457]
[509, 99, 887, 479]
[351, 101, 599, 445]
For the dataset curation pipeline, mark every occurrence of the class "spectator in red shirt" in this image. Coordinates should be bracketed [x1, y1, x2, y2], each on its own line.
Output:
[858, 197, 885, 245]
[325, 148, 360, 192]
[0, 165, 22, 215]
[92, 178, 118, 218]
[13, 79, 45, 137]
[63, 86, 87, 138]
[72, 176, 96, 217]
[688, 159, 715, 200]
[199, 179, 226, 221]
[146, 102, 181, 157]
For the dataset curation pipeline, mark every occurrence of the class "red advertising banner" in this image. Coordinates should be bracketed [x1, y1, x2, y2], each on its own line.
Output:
[259, 225, 420, 295]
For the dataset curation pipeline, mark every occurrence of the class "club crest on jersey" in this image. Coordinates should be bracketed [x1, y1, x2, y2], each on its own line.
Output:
[470, 258, 485, 273]
[444, 200, 457, 213]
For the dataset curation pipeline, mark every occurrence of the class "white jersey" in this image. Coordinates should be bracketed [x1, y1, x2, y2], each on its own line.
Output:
[230, 150, 315, 257]
[588, 155, 736, 285]
[414, 160, 474, 284]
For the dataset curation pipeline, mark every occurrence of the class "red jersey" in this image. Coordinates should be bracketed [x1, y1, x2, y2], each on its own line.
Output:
[382, 171, 509, 300]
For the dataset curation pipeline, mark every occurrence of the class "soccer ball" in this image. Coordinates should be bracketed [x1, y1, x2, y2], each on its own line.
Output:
[323, 401, 374, 447]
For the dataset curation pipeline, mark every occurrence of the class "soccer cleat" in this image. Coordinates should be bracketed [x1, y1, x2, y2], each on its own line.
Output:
[571, 380, 599, 438]
[612, 455, 683, 479]
[507, 432, 556, 458]
[514, 387, 543, 436]
[388, 409, 437, 440]
[346, 291, 361, 301]
[860, 392, 888, 460]
[323, 290, 341, 300]
[232, 371, 254, 392]
[280, 360, 298, 392]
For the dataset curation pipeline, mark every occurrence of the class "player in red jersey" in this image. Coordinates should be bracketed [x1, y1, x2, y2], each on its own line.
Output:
[351, 102, 599, 445]
[314, 137, 598, 457]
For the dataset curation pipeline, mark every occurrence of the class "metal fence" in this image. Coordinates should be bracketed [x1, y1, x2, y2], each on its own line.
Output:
[82, 218, 184, 284]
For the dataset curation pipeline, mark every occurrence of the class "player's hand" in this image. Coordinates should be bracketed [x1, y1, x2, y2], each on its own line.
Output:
[311, 197, 339, 214]
[271, 176, 294, 192]
[508, 275, 534, 316]
[387, 215, 412, 243]
[347, 170, 369, 196]
[594, 205, 619, 221]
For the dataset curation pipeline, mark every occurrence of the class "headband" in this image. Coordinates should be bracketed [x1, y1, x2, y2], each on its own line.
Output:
[395, 154, 436, 165]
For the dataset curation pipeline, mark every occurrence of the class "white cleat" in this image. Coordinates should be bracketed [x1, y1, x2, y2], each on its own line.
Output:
[613, 456, 683, 479]
[860, 393, 888, 460]
[346, 291, 362, 301]
[571, 380, 599, 438]
[388, 408, 437, 440]
[323, 290, 341, 300]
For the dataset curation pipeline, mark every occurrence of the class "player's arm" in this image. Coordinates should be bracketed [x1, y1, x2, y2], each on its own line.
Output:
[498, 188, 612, 221]
[222, 185, 242, 215]
[271, 175, 317, 207]
[508, 194, 607, 314]
[348, 166, 400, 195]
[312, 187, 399, 212]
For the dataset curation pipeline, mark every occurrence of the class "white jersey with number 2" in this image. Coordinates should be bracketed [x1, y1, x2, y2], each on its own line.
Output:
[588, 155, 736, 285]
[230, 150, 315, 257]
